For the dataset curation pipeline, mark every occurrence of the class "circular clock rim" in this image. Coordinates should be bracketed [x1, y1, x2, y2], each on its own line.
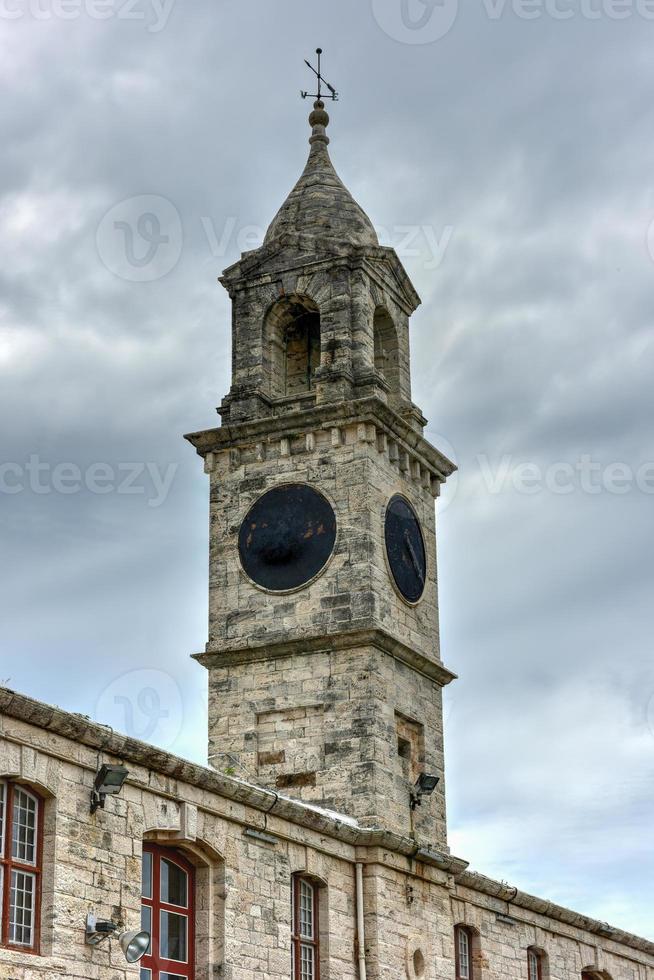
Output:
[382, 493, 428, 607]
[237, 481, 339, 596]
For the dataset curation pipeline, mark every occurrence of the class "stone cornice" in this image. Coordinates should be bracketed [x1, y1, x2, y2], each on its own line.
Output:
[185, 395, 456, 484]
[0, 686, 653, 959]
[454, 872, 654, 958]
[194, 627, 458, 689]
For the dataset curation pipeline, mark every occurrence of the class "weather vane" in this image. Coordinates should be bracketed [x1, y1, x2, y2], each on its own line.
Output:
[301, 48, 338, 102]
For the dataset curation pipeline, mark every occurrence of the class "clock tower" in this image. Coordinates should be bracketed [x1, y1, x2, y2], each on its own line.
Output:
[186, 99, 456, 847]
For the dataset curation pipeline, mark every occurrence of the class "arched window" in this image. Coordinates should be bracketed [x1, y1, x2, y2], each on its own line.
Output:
[291, 874, 321, 980]
[266, 295, 321, 398]
[140, 844, 195, 980]
[454, 925, 474, 980]
[373, 306, 401, 403]
[0, 780, 43, 952]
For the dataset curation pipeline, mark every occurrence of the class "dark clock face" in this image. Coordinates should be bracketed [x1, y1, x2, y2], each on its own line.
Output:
[384, 495, 426, 603]
[238, 484, 337, 592]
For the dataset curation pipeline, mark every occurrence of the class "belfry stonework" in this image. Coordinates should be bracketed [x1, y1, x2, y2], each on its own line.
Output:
[0, 96, 652, 980]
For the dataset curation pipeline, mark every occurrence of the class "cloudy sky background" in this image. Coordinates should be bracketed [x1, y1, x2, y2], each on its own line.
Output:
[1, 0, 653, 939]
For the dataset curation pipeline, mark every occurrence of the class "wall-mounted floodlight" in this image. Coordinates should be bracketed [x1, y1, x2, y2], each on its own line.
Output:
[90, 764, 129, 814]
[410, 772, 440, 810]
[85, 913, 150, 963]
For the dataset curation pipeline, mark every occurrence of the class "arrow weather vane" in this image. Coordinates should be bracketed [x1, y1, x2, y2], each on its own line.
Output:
[301, 48, 339, 102]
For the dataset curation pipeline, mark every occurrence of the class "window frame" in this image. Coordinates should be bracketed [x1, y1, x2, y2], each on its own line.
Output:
[140, 843, 195, 980]
[528, 948, 544, 980]
[454, 925, 473, 980]
[291, 874, 320, 980]
[0, 780, 44, 955]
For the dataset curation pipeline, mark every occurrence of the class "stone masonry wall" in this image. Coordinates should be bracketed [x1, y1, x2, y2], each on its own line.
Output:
[206, 416, 443, 664]
[203, 412, 450, 843]
[207, 644, 447, 845]
[0, 704, 653, 980]
[0, 712, 358, 980]
[219, 242, 419, 427]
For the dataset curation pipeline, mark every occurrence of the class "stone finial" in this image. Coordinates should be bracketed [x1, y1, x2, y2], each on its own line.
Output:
[309, 100, 330, 147]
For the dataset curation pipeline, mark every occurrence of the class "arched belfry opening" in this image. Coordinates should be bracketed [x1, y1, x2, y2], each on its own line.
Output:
[373, 306, 401, 403]
[266, 295, 321, 399]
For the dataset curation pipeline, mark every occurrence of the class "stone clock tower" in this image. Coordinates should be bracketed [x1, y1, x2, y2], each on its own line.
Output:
[186, 100, 456, 847]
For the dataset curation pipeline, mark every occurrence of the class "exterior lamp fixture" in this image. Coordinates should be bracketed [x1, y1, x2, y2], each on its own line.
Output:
[90, 763, 129, 814]
[85, 913, 150, 962]
[410, 772, 440, 810]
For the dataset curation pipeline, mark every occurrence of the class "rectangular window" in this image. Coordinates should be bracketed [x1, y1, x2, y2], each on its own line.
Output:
[161, 857, 188, 907]
[160, 910, 188, 962]
[0, 782, 6, 854]
[11, 789, 38, 865]
[10, 869, 36, 946]
[0, 781, 43, 953]
[528, 950, 542, 980]
[455, 927, 471, 980]
[292, 875, 320, 980]
[140, 845, 194, 980]
[142, 850, 153, 899]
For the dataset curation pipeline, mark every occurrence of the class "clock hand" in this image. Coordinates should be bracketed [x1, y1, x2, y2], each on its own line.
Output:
[404, 530, 424, 587]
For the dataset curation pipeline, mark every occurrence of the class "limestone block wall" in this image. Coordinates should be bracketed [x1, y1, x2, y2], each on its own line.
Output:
[205, 415, 444, 663]
[206, 644, 447, 845]
[451, 876, 654, 980]
[0, 710, 358, 980]
[361, 853, 455, 980]
[0, 698, 653, 980]
[202, 411, 451, 842]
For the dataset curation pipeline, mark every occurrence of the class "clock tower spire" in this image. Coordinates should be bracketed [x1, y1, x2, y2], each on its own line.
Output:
[186, 88, 456, 847]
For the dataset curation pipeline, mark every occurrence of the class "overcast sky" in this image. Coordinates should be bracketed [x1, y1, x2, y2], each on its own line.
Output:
[1, 0, 653, 941]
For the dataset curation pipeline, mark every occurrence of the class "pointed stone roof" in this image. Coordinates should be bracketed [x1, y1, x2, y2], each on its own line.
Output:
[264, 101, 379, 248]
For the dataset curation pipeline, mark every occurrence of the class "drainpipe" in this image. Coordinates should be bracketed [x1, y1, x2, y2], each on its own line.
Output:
[356, 862, 368, 980]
